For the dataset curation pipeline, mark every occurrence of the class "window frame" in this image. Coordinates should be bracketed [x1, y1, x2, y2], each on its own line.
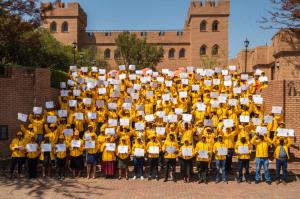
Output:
[104, 49, 111, 59]
[61, 21, 69, 33]
[0, 125, 8, 141]
[50, 21, 57, 33]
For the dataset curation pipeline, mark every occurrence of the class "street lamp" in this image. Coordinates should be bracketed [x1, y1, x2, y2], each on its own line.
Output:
[79, 53, 84, 66]
[72, 40, 77, 65]
[244, 38, 250, 73]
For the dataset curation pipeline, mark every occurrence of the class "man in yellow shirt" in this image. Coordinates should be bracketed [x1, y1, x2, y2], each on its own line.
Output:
[26, 135, 39, 179]
[162, 133, 178, 182]
[146, 135, 161, 181]
[235, 136, 251, 183]
[251, 134, 272, 184]
[194, 135, 210, 184]
[213, 135, 228, 183]
[274, 138, 289, 184]
[9, 131, 26, 178]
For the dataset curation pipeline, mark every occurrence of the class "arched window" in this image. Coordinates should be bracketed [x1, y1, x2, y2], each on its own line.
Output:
[212, 44, 219, 55]
[200, 45, 207, 56]
[61, 22, 68, 32]
[200, 20, 207, 32]
[179, 48, 185, 58]
[104, 49, 111, 59]
[212, 20, 219, 32]
[50, 21, 57, 32]
[168, 48, 175, 58]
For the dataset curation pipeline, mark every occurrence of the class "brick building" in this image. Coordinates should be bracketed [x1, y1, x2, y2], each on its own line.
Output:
[40, 0, 230, 69]
[0, 68, 58, 157]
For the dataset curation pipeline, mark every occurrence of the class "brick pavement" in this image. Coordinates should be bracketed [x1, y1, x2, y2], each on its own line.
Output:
[0, 171, 299, 199]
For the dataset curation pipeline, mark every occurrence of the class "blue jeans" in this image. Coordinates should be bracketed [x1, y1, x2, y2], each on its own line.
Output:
[133, 157, 144, 177]
[276, 158, 287, 181]
[255, 158, 271, 181]
[216, 160, 226, 181]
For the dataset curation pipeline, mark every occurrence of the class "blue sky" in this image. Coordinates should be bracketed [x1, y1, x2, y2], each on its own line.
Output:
[42, 0, 277, 58]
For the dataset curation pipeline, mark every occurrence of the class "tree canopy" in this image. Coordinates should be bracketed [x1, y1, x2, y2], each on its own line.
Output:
[114, 32, 164, 70]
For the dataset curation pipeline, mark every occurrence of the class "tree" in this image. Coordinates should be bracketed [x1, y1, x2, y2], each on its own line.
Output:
[260, 0, 300, 32]
[115, 32, 164, 70]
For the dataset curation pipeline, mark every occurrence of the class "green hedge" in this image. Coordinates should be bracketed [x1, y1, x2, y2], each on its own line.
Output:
[51, 70, 69, 89]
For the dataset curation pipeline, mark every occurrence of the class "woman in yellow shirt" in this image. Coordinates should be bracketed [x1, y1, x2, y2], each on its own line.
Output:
[26, 135, 39, 178]
[85, 133, 99, 179]
[69, 131, 84, 178]
[100, 136, 116, 178]
[39, 134, 55, 178]
[117, 137, 131, 180]
[55, 135, 67, 179]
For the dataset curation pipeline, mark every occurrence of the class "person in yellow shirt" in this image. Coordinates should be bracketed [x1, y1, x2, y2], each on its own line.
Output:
[213, 135, 228, 183]
[179, 139, 194, 183]
[132, 137, 146, 180]
[69, 131, 84, 178]
[85, 133, 99, 179]
[146, 135, 161, 181]
[251, 134, 272, 184]
[162, 133, 178, 182]
[55, 135, 67, 179]
[9, 131, 26, 179]
[100, 136, 116, 178]
[194, 135, 211, 184]
[235, 136, 251, 183]
[117, 137, 131, 180]
[39, 134, 55, 178]
[222, 127, 237, 174]
[274, 138, 289, 184]
[26, 135, 39, 179]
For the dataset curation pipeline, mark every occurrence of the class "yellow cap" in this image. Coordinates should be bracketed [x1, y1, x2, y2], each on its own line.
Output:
[16, 131, 23, 136]
[28, 124, 33, 129]
[50, 124, 56, 128]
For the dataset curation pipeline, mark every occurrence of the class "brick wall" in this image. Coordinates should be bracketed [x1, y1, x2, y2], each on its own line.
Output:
[0, 67, 59, 157]
[261, 79, 300, 157]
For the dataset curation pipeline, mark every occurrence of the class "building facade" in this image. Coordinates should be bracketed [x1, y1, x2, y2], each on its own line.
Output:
[229, 29, 300, 80]
[41, 0, 230, 69]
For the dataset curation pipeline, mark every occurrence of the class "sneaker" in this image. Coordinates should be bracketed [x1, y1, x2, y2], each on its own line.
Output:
[266, 181, 272, 185]
[156, 176, 159, 181]
[215, 180, 220, 184]
[246, 180, 251, 184]
[255, 180, 259, 184]
[132, 176, 137, 180]
[276, 180, 280, 185]
[141, 176, 144, 180]
[237, 179, 241, 183]
[163, 178, 168, 182]
[148, 177, 152, 181]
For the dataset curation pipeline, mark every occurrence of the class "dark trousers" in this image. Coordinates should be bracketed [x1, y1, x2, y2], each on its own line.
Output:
[225, 148, 234, 173]
[27, 158, 38, 178]
[10, 157, 25, 176]
[133, 157, 144, 177]
[197, 161, 208, 181]
[238, 159, 250, 180]
[149, 158, 159, 177]
[276, 158, 287, 181]
[165, 158, 176, 180]
[182, 159, 192, 179]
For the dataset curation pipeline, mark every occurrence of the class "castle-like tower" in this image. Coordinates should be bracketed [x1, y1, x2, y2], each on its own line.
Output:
[41, 0, 230, 69]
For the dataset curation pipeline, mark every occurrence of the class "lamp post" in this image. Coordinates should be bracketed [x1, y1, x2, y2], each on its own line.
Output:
[72, 40, 77, 65]
[244, 38, 250, 73]
[79, 53, 84, 66]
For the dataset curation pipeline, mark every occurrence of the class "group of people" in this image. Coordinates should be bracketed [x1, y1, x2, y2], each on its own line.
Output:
[10, 65, 294, 185]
